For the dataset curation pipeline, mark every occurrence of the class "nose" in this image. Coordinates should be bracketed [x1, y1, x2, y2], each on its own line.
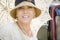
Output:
[24, 9, 28, 14]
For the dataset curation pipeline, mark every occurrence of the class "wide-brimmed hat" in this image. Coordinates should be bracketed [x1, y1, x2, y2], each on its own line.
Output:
[10, 0, 41, 19]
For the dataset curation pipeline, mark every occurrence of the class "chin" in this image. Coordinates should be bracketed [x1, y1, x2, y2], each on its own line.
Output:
[22, 20, 31, 23]
[23, 21, 30, 24]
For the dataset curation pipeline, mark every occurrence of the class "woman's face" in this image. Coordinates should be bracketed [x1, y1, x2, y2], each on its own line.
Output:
[16, 6, 35, 23]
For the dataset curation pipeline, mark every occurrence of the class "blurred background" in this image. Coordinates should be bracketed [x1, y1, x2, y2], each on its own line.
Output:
[0, 0, 60, 40]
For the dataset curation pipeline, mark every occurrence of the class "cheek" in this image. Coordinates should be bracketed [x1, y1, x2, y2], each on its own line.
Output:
[16, 10, 23, 17]
[29, 10, 35, 18]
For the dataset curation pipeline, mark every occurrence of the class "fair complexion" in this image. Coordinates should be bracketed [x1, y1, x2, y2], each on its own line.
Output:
[16, 6, 35, 37]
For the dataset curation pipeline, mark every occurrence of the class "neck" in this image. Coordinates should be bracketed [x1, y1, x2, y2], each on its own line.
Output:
[16, 20, 33, 37]
[16, 21, 30, 29]
[17, 21, 30, 30]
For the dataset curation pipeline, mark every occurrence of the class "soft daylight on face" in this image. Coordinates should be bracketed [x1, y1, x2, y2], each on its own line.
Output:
[16, 6, 35, 24]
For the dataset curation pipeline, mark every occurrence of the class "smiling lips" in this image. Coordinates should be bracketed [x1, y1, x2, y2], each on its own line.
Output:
[22, 16, 30, 20]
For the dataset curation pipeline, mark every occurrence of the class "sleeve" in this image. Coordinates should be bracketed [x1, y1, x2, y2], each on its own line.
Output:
[0, 26, 12, 40]
[0, 23, 23, 40]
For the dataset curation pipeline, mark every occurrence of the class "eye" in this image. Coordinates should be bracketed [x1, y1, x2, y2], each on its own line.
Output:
[17, 7, 24, 10]
[28, 6, 33, 9]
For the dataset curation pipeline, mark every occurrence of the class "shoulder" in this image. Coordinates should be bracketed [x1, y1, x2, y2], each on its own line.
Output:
[0, 22, 16, 33]
[0, 22, 19, 40]
[0, 21, 17, 35]
[0, 22, 12, 40]
[0, 22, 15, 30]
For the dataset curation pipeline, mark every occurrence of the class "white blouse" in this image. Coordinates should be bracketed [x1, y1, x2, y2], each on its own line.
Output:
[0, 14, 51, 40]
[0, 22, 38, 40]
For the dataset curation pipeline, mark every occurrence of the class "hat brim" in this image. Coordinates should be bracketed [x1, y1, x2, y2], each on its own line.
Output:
[10, 1, 41, 19]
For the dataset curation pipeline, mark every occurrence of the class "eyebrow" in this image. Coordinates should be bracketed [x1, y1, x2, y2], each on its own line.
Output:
[20, 6, 33, 8]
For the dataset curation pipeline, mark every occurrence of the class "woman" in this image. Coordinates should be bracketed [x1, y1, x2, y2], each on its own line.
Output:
[0, 0, 51, 40]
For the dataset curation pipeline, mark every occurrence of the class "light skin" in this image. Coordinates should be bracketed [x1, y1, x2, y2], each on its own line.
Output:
[16, 6, 36, 37]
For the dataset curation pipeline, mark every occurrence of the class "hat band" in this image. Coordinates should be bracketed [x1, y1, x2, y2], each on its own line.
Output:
[15, 0, 35, 6]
